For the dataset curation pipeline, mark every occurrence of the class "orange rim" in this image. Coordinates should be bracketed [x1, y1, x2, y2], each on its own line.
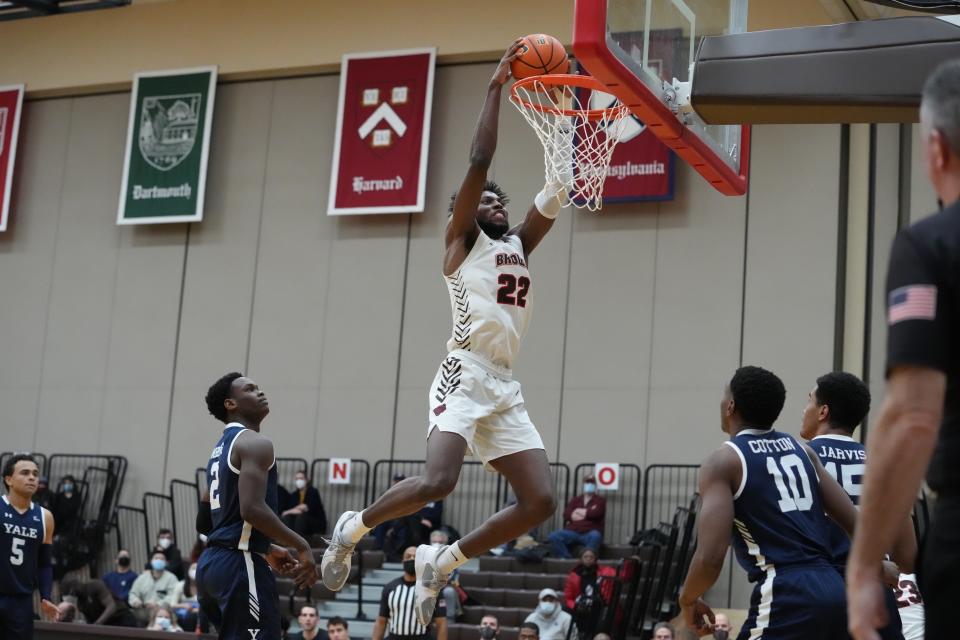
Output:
[510, 74, 625, 122]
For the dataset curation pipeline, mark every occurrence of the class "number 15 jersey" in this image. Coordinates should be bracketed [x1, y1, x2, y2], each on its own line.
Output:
[725, 429, 835, 582]
[446, 230, 531, 371]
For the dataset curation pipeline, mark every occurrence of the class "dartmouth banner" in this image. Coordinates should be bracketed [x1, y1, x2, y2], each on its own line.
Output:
[117, 66, 217, 225]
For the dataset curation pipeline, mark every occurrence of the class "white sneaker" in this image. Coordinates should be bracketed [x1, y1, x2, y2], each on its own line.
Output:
[321, 511, 360, 591]
[414, 543, 450, 626]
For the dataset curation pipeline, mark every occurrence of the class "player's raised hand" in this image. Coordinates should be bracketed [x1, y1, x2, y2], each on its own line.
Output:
[41, 599, 60, 622]
[490, 39, 524, 87]
[266, 544, 299, 576]
[847, 571, 886, 640]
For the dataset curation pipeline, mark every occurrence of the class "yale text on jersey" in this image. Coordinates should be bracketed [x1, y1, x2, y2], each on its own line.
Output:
[3, 523, 39, 538]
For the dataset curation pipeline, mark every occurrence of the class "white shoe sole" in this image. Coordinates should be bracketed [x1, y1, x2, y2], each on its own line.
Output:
[320, 510, 358, 591]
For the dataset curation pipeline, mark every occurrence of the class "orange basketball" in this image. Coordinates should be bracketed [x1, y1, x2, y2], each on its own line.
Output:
[511, 34, 570, 80]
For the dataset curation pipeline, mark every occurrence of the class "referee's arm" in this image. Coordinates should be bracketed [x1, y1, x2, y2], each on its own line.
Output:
[373, 582, 391, 640]
[848, 232, 948, 637]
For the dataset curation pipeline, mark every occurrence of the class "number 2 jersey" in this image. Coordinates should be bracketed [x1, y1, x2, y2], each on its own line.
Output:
[445, 229, 531, 371]
[725, 429, 835, 582]
[0, 495, 45, 596]
[205, 423, 278, 555]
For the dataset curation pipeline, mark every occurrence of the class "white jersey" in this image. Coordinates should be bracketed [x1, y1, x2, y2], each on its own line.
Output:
[894, 573, 924, 640]
[445, 230, 531, 370]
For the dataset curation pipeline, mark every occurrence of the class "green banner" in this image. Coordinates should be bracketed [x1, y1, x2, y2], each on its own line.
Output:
[117, 67, 217, 225]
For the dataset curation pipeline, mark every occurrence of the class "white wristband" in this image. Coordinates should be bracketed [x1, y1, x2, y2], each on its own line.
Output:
[535, 184, 563, 219]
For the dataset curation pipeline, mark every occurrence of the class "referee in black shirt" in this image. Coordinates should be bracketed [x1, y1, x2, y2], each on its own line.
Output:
[848, 59, 960, 640]
[373, 546, 448, 640]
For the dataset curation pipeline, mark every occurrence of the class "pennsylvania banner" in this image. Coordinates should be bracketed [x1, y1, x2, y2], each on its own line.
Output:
[328, 48, 436, 215]
[0, 85, 24, 232]
[117, 67, 217, 225]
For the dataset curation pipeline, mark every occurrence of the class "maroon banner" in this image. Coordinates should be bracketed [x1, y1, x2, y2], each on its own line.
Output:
[328, 48, 435, 215]
[576, 75, 674, 204]
[0, 85, 24, 232]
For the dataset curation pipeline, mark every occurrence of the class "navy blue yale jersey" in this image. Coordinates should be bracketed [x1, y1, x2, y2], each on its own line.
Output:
[206, 423, 278, 554]
[0, 496, 45, 596]
[810, 434, 864, 568]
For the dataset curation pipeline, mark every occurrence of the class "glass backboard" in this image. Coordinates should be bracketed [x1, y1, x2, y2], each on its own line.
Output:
[573, 0, 750, 195]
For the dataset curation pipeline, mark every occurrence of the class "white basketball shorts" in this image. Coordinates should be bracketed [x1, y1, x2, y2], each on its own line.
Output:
[427, 349, 544, 468]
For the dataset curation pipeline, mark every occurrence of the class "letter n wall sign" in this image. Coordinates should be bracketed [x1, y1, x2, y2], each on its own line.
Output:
[327, 48, 435, 215]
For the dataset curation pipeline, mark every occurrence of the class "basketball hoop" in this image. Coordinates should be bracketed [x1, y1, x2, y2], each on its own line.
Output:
[510, 74, 631, 211]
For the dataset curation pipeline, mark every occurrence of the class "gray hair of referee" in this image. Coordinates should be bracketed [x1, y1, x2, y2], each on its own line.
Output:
[920, 59, 960, 202]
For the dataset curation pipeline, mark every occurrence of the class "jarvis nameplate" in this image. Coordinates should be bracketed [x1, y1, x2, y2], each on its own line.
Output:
[118, 67, 217, 225]
[328, 48, 436, 215]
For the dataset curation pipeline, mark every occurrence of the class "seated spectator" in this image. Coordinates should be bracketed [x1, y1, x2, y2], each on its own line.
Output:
[373, 474, 444, 561]
[34, 475, 52, 509]
[712, 613, 732, 640]
[548, 476, 605, 559]
[147, 603, 183, 632]
[280, 471, 328, 537]
[564, 548, 616, 637]
[172, 561, 201, 631]
[327, 615, 350, 640]
[57, 601, 77, 623]
[102, 549, 138, 602]
[60, 577, 138, 627]
[288, 603, 320, 640]
[525, 588, 575, 640]
[479, 614, 500, 640]
[151, 528, 185, 579]
[652, 622, 675, 640]
[519, 622, 540, 640]
[129, 551, 180, 626]
[51, 475, 82, 535]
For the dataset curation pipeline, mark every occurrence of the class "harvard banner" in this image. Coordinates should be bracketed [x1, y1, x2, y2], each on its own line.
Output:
[117, 67, 217, 225]
[0, 85, 24, 232]
[328, 48, 436, 215]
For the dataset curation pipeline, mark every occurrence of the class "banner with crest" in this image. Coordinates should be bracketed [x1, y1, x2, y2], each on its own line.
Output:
[117, 67, 217, 225]
[0, 84, 24, 232]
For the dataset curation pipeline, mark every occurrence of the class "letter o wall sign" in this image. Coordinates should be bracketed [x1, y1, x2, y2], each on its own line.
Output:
[327, 48, 436, 215]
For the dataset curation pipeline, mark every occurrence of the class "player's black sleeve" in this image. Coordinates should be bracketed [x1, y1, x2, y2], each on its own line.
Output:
[379, 583, 392, 618]
[885, 230, 949, 374]
[196, 500, 212, 535]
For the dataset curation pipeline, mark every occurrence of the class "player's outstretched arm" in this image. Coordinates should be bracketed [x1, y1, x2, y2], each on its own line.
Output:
[445, 41, 522, 273]
[678, 447, 738, 637]
[234, 433, 316, 588]
[802, 443, 857, 536]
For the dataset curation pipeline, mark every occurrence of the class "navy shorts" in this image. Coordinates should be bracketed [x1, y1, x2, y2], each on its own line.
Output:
[737, 565, 848, 640]
[0, 594, 33, 640]
[197, 546, 280, 640]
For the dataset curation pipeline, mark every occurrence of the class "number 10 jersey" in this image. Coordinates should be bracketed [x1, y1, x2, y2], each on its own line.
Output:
[445, 230, 531, 372]
[725, 429, 835, 582]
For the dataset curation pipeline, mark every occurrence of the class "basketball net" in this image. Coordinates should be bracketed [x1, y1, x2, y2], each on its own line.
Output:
[510, 75, 631, 211]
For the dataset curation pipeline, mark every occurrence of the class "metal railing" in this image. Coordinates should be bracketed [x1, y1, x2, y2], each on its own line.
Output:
[641, 464, 700, 529]
[275, 457, 309, 493]
[142, 492, 174, 555]
[170, 479, 200, 552]
[573, 463, 642, 544]
[115, 505, 150, 572]
[0, 451, 47, 476]
[309, 459, 371, 533]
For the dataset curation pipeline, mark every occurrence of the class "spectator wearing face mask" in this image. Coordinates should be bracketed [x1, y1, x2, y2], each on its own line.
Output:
[151, 529, 185, 580]
[525, 589, 575, 640]
[478, 614, 500, 640]
[102, 549, 139, 601]
[172, 561, 202, 631]
[712, 613, 732, 640]
[147, 603, 183, 632]
[548, 476, 606, 559]
[280, 471, 328, 538]
[51, 475, 82, 536]
[129, 551, 180, 626]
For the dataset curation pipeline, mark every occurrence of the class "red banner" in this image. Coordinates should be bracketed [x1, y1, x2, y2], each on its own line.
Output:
[576, 76, 674, 204]
[0, 85, 24, 232]
[328, 49, 435, 215]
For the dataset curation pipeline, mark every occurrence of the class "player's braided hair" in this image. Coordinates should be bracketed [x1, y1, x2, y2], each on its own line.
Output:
[815, 371, 871, 433]
[729, 366, 786, 428]
[2, 453, 37, 490]
[205, 371, 243, 423]
[447, 180, 510, 215]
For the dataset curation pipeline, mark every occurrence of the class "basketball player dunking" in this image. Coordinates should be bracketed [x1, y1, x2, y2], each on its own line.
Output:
[323, 40, 567, 624]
